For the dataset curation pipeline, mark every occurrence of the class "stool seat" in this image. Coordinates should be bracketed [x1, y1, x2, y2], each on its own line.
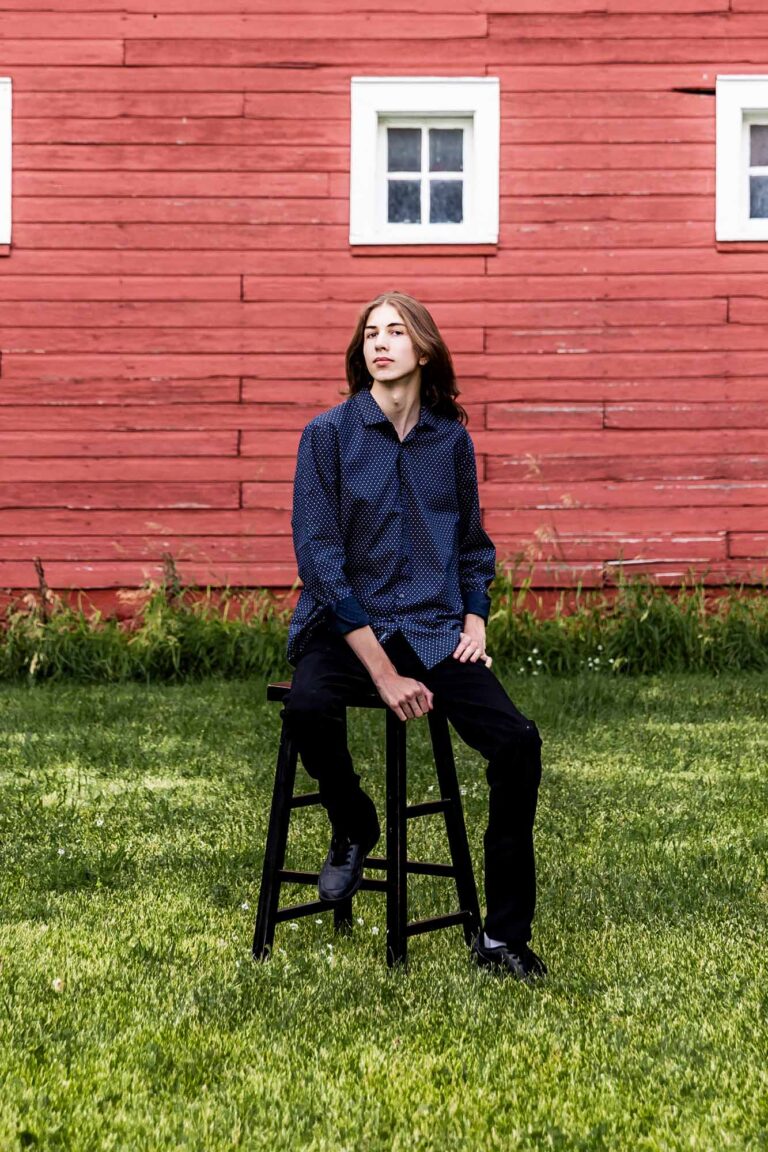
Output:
[253, 680, 482, 968]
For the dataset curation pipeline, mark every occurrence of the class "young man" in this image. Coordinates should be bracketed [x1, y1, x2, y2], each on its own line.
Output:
[283, 292, 546, 980]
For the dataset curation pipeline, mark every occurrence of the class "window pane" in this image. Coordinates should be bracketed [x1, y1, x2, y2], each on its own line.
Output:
[430, 180, 463, 223]
[750, 125, 768, 167]
[429, 128, 463, 172]
[750, 175, 768, 217]
[388, 179, 421, 223]
[387, 128, 421, 172]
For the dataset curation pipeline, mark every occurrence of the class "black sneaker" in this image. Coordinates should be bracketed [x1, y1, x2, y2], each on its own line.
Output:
[471, 935, 548, 982]
[318, 826, 379, 904]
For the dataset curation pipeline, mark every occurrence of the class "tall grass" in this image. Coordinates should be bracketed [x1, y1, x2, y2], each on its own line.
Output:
[1, 560, 767, 682]
[488, 569, 768, 676]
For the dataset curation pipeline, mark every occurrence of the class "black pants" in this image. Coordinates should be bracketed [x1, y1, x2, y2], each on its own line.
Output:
[283, 628, 542, 943]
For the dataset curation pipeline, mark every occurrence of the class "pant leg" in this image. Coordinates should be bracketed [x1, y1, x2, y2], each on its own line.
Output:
[282, 629, 380, 841]
[421, 654, 542, 943]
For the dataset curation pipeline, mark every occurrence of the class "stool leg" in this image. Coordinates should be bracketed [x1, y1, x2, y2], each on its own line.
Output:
[332, 709, 354, 934]
[385, 710, 408, 968]
[427, 709, 482, 948]
[333, 898, 353, 934]
[252, 719, 298, 960]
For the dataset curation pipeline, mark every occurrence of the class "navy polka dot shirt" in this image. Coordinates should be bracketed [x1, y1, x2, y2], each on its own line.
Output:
[287, 387, 496, 670]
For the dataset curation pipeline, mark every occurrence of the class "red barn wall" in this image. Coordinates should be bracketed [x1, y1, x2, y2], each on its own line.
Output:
[1, 0, 768, 599]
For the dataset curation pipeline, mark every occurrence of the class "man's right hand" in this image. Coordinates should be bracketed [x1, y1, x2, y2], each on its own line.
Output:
[373, 672, 434, 722]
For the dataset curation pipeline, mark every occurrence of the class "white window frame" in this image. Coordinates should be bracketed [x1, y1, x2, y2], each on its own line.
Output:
[716, 75, 768, 241]
[0, 78, 11, 245]
[350, 77, 499, 246]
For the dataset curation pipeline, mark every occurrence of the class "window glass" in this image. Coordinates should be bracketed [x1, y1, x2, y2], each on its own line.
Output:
[430, 181, 463, 223]
[750, 124, 768, 165]
[388, 127, 421, 172]
[429, 128, 463, 172]
[749, 175, 768, 218]
[388, 180, 421, 223]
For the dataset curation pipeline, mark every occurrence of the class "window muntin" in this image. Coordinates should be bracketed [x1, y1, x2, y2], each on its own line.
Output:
[382, 119, 469, 227]
[349, 77, 499, 246]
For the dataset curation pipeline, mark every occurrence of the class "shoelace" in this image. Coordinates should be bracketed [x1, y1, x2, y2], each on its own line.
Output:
[330, 837, 354, 866]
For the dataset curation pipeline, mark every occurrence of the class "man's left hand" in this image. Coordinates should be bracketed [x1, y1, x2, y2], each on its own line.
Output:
[452, 614, 492, 668]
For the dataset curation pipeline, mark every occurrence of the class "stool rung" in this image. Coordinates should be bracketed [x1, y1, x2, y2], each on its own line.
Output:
[279, 868, 320, 884]
[290, 792, 321, 809]
[406, 911, 474, 939]
[256, 684, 482, 969]
[275, 899, 329, 922]
[365, 856, 456, 878]
[406, 800, 450, 818]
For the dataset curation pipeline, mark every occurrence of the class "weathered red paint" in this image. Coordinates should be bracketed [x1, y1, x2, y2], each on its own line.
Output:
[2, 2, 767, 595]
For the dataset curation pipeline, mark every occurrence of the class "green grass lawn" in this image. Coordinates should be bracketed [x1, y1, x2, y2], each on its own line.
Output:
[1, 674, 766, 1151]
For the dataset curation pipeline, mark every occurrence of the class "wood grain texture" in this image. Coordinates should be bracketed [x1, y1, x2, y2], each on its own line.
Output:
[3, 0, 768, 592]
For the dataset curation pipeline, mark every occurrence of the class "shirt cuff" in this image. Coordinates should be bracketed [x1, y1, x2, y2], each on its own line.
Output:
[462, 589, 491, 621]
[328, 594, 371, 635]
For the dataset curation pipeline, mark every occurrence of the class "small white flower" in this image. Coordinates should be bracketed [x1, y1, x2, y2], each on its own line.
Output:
[427, 785, 434, 792]
[532, 671, 539, 677]
[51, 977, 64, 993]
[371, 926, 379, 936]
[518, 667, 525, 674]
[460, 786, 467, 795]
[240, 902, 250, 911]
[326, 943, 333, 950]
[535, 659, 542, 666]
[356, 917, 364, 925]
[289, 922, 299, 931]
[216, 938, 227, 948]
[277, 948, 286, 956]
[95, 817, 104, 828]
[532, 647, 539, 655]
[597, 644, 603, 651]
[315, 918, 323, 925]
[57, 848, 65, 857]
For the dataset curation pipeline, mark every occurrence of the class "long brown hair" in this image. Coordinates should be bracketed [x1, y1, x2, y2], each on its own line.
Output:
[344, 291, 467, 424]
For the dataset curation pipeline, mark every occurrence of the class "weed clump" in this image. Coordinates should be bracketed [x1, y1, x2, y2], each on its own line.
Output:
[1, 559, 766, 682]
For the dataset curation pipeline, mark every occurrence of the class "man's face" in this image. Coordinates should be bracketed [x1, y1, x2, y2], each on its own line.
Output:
[363, 302, 423, 387]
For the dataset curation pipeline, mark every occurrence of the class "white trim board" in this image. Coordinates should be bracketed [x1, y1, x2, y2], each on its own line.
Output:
[350, 77, 499, 246]
[716, 75, 768, 242]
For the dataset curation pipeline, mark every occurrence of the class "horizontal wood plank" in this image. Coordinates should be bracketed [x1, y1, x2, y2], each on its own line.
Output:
[0, 483, 240, 510]
[0, 561, 298, 589]
[480, 480, 768, 508]
[605, 403, 768, 429]
[485, 453, 768, 483]
[0, 458, 296, 483]
[0, 433, 238, 457]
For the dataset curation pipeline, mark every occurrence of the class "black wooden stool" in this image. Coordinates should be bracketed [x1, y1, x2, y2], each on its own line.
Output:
[252, 681, 482, 968]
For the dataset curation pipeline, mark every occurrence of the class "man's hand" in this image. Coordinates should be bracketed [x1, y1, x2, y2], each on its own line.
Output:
[342, 624, 433, 720]
[453, 613, 492, 668]
[373, 672, 434, 722]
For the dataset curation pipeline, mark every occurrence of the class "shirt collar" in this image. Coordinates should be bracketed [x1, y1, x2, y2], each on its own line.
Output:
[353, 387, 439, 431]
